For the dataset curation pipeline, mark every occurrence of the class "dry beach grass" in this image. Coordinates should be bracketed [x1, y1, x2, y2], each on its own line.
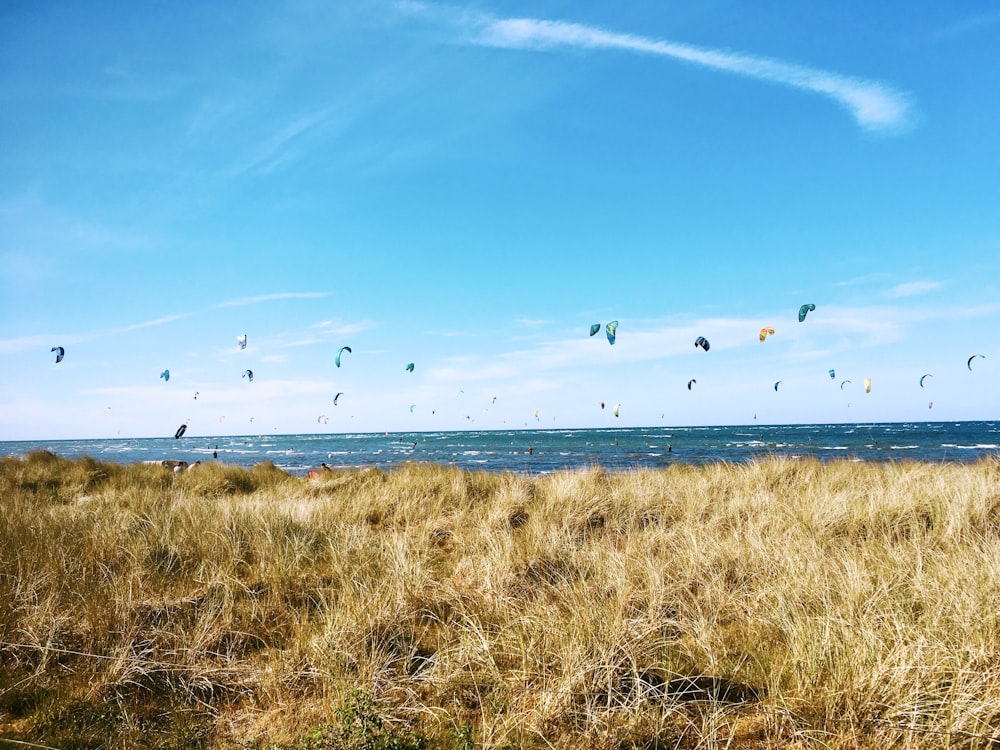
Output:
[2, 451, 1000, 748]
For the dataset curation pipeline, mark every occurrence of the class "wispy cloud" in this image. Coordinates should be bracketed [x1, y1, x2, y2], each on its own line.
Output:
[118, 313, 194, 332]
[230, 110, 333, 175]
[931, 10, 1000, 39]
[833, 272, 891, 287]
[0, 313, 195, 355]
[885, 281, 943, 298]
[216, 292, 329, 308]
[312, 319, 371, 336]
[470, 16, 913, 132]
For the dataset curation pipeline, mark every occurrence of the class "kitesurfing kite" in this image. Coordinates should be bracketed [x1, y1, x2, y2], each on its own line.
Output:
[174, 423, 187, 439]
[405, 362, 415, 372]
[687, 379, 696, 390]
[968, 354, 985, 370]
[237, 334, 247, 350]
[840, 379, 851, 390]
[589, 324, 601, 336]
[317, 415, 328, 424]
[409, 404, 416, 413]
[160, 369, 170, 382]
[613, 403, 620, 417]
[829, 369, 836, 379]
[243, 369, 254, 382]
[919, 374, 932, 388]
[333, 392, 343, 405]
[774, 381, 783, 391]
[600, 401, 606, 409]
[759, 327, 775, 342]
[694, 336, 710, 352]
[606, 321, 618, 345]
[335, 346, 352, 367]
[798, 303, 816, 322]
[51, 346, 65, 363]
[864, 378, 872, 394]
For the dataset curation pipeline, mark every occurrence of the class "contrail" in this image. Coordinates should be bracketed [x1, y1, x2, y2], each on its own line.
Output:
[477, 17, 913, 132]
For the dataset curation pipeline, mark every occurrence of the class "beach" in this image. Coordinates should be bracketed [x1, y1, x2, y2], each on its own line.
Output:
[2, 451, 999, 748]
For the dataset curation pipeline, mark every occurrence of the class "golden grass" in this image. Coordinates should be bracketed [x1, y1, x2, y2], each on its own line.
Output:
[2, 450, 1000, 748]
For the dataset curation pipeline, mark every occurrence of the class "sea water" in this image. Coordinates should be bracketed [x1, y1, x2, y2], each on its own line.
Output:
[3, 422, 999, 475]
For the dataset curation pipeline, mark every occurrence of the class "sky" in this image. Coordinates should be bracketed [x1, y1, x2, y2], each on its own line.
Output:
[2, 1, 999, 441]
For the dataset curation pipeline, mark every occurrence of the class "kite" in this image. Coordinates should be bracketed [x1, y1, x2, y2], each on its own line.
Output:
[613, 403, 620, 418]
[589, 324, 601, 336]
[840, 379, 851, 390]
[405, 363, 415, 372]
[51, 346, 65, 363]
[798, 303, 816, 322]
[193, 391, 199, 400]
[928, 402, 933, 409]
[694, 336, 710, 352]
[759, 327, 775, 342]
[864, 378, 872, 394]
[534, 409, 540, 419]
[174, 423, 187, 439]
[160, 369, 170, 382]
[606, 321, 618, 345]
[600, 401, 605, 409]
[410, 404, 416, 413]
[968, 354, 985, 370]
[237, 334, 247, 350]
[829, 369, 836, 379]
[919, 374, 932, 388]
[687, 379, 696, 390]
[335, 346, 352, 367]
[774, 381, 783, 391]
[333, 392, 343, 405]
[318, 415, 328, 424]
[243, 369, 254, 382]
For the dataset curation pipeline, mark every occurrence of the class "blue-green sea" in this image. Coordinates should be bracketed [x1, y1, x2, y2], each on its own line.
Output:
[3, 422, 999, 475]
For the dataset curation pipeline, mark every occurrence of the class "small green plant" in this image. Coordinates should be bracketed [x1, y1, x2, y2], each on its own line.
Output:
[282, 690, 429, 750]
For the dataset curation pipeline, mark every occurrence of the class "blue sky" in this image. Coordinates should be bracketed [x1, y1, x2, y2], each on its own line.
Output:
[2, 1, 998, 440]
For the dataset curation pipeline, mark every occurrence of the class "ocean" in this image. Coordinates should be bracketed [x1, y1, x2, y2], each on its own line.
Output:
[2, 421, 999, 475]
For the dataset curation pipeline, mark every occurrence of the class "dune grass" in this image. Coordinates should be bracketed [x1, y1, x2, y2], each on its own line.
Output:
[1, 450, 999, 748]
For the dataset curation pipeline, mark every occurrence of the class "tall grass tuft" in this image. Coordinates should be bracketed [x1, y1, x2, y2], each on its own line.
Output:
[2, 453, 1000, 748]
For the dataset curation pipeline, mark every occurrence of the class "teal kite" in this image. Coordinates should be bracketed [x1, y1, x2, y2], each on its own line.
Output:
[606, 321, 618, 345]
[798, 303, 816, 322]
[335, 346, 352, 368]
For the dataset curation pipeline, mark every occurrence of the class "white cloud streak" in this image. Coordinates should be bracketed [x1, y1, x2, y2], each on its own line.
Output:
[216, 292, 329, 308]
[885, 281, 943, 298]
[475, 17, 913, 132]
